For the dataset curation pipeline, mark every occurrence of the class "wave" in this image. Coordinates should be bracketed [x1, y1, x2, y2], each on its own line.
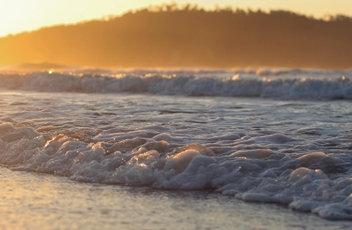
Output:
[1, 83, 352, 220]
[0, 121, 352, 220]
[0, 69, 352, 100]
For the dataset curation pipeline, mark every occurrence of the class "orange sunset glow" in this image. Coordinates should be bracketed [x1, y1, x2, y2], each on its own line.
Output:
[1, 0, 351, 37]
[0, 0, 352, 69]
[1, 2, 352, 230]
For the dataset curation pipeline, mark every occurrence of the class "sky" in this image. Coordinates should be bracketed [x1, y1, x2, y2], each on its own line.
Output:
[0, 0, 351, 37]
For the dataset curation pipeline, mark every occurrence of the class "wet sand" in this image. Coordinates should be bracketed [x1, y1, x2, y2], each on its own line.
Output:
[0, 167, 349, 230]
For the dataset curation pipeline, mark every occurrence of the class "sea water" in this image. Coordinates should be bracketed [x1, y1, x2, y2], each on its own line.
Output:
[1, 167, 349, 230]
[0, 69, 351, 228]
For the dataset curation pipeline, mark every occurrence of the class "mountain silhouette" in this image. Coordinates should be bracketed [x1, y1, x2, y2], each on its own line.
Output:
[1, 5, 352, 69]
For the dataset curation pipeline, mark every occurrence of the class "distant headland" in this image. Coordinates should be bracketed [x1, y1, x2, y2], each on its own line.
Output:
[1, 4, 352, 69]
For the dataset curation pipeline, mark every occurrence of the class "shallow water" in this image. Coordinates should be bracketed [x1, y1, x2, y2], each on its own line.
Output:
[0, 69, 352, 222]
[0, 167, 350, 230]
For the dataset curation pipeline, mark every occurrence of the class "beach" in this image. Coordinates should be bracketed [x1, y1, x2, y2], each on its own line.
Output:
[0, 69, 351, 228]
[1, 167, 350, 230]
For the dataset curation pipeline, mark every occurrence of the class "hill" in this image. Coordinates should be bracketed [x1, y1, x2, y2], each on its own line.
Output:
[1, 6, 352, 69]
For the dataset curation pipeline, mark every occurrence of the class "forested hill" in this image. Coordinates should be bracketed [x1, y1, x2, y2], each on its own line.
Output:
[1, 6, 352, 69]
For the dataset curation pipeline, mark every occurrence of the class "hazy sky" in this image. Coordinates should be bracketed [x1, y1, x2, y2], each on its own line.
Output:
[0, 0, 351, 37]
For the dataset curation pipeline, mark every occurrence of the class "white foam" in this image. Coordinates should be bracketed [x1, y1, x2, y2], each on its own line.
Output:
[0, 80, 352, 220]
[0, 69, 351, 100]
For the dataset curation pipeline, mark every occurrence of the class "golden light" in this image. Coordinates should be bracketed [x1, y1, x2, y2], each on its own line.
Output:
[0, 0, 39, 36]
[0, 0, 351, 38]
[0, 0, 140, 37]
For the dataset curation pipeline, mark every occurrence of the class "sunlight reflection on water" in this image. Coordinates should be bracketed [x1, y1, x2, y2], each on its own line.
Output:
[0, 167, 349, 230]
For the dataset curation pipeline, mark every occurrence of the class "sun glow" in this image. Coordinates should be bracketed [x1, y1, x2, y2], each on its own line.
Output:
[0, 1, 38, 36]
[0, 0, 351, 37]
[0, 0, 131, 37]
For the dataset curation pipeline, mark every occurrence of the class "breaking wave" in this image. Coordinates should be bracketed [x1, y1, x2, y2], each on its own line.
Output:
[1, 121, 352, 220]
[0, 69, 351, 100]
[1, 68, 352, 220]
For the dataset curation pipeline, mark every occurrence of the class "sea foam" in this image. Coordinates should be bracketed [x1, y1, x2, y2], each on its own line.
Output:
[0, 69, 351, 100]
[1, 122, 351, 220]
[0, 69, 352, 220]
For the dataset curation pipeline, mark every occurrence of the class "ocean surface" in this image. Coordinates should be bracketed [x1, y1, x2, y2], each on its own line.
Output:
[0, 69, 352, 228]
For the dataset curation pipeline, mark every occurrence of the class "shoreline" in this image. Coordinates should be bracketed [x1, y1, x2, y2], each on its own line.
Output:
[0, 166, 350, 230]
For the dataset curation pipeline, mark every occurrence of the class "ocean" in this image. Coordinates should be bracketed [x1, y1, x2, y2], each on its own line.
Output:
[0, 69, 351, 229]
